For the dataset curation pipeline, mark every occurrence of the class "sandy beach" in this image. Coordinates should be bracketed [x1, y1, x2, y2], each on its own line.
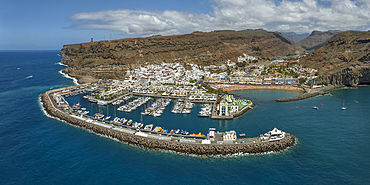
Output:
[212, 84, 305, 92]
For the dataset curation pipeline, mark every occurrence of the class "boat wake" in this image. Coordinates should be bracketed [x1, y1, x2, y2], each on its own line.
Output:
[10, 75, 33, 86]
[58, 70, 79, 85]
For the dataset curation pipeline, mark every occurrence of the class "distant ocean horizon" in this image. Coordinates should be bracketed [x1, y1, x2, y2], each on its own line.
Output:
[0, 51, 369, 184]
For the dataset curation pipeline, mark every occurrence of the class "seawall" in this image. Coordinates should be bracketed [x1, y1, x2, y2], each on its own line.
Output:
[275, 85, 341, 102]
[275, 91, 327, 102]
[41, 89, 295, 155]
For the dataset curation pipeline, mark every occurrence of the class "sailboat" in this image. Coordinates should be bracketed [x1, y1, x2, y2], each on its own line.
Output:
[341, 100, 346, 110]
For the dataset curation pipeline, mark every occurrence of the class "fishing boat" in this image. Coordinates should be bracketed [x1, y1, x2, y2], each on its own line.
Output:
[190, 132, 205, 137]
[73, 103, 82, 110]
[153, 112, 161, 117]
[97, 101, 107, 105]
[127, 119, 133, 126]
[93, 113, 104, 119]
[198, 111, 210, 117]
[89, 99, 97, 103]
[182, 109, 191, 114]
[144, 124, 153, 131]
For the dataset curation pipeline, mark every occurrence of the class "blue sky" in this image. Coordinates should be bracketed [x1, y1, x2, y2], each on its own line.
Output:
[1, 0, 369, 50]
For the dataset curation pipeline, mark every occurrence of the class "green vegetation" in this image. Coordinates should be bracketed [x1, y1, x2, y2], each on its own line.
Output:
[315, 81, 329, 86]
[299, 78, 307, 84]
[202, 83, 228, 94]
[237, 62, 246, 68]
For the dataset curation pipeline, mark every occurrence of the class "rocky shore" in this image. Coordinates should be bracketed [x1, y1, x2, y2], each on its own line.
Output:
[275, 91, 328, 102]
[41, 90, 295, 155]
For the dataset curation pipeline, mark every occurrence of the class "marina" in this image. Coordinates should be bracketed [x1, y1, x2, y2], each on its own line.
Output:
[198, 103, 212, 117]
[42, 84, 295, 154]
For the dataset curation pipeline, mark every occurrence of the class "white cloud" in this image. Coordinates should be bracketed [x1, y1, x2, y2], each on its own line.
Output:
[68, 0, 370, 35]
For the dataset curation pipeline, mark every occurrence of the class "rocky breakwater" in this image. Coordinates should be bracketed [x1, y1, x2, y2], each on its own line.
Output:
[275, 90, 327, 102]
[275, 86, 336, 102]
[276, 91, 327, 102]
[41, 90, 295, 155]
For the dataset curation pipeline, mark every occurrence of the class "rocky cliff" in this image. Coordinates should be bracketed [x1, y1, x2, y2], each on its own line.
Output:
[60, 30, 303, 82]
[298, 30, 341, 51]
[300, 31, 370, 86]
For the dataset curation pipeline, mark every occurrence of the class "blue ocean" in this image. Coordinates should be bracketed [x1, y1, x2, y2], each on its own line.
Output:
[0, 51, 369, 184]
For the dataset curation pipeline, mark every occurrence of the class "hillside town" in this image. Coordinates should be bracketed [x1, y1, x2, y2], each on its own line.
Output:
[122, 53, 320, 87]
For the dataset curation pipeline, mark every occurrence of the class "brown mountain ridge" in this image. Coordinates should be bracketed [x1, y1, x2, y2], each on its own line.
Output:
[298, 30, 341, 51]
[300, 31, 370, 86]
[60, 30, 303, 82]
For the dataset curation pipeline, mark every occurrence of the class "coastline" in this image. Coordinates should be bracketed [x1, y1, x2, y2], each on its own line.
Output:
[216, 83, 346, 102]
[275, 85, 343, 102]
[40, 87, 296, 156]
[59, 69, 98, 85]
[223, 84, 305, 92]
[58, 70, 79, 85]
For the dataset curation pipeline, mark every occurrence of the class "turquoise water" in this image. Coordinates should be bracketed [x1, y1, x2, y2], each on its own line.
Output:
[0, 51, 369, 184]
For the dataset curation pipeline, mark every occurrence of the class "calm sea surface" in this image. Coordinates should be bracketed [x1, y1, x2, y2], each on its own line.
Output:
[0, 51, 369, 184]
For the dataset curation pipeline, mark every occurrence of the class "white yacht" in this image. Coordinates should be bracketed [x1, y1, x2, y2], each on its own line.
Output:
[341, 100, 346, 110]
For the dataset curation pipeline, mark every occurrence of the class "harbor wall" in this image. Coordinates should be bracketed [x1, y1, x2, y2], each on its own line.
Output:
[232, 103, 255, 118]
[41, 90, 295, 155]
[275, 91, 327, 102]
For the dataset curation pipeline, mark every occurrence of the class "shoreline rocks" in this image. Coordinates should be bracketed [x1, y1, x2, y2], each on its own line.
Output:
[275, 91, 328, 102]
[275, 85, 345, 102]
[41, 90, 295, 156]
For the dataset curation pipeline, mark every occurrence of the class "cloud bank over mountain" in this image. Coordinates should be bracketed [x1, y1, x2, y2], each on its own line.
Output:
[68, 0, 370, 36]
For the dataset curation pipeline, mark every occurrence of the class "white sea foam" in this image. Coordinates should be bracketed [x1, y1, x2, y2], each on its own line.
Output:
[11, 75, 33, 86]
[39, 95, 62, 121]
[57, 62, 68, 67]
[58, 70, 79, 85]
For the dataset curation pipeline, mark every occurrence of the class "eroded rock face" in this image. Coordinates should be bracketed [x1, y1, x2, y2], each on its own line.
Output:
[300, 31, 370, 86]
[321, 67, 370, 86]
[60, 30, 303, 80]
[298, 30, 341, 51]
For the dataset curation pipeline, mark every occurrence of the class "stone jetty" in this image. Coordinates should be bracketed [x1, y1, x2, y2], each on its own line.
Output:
[275, 85, 341, 102]
[275, 91, 328, 102]
[41, 89, 295, 155]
